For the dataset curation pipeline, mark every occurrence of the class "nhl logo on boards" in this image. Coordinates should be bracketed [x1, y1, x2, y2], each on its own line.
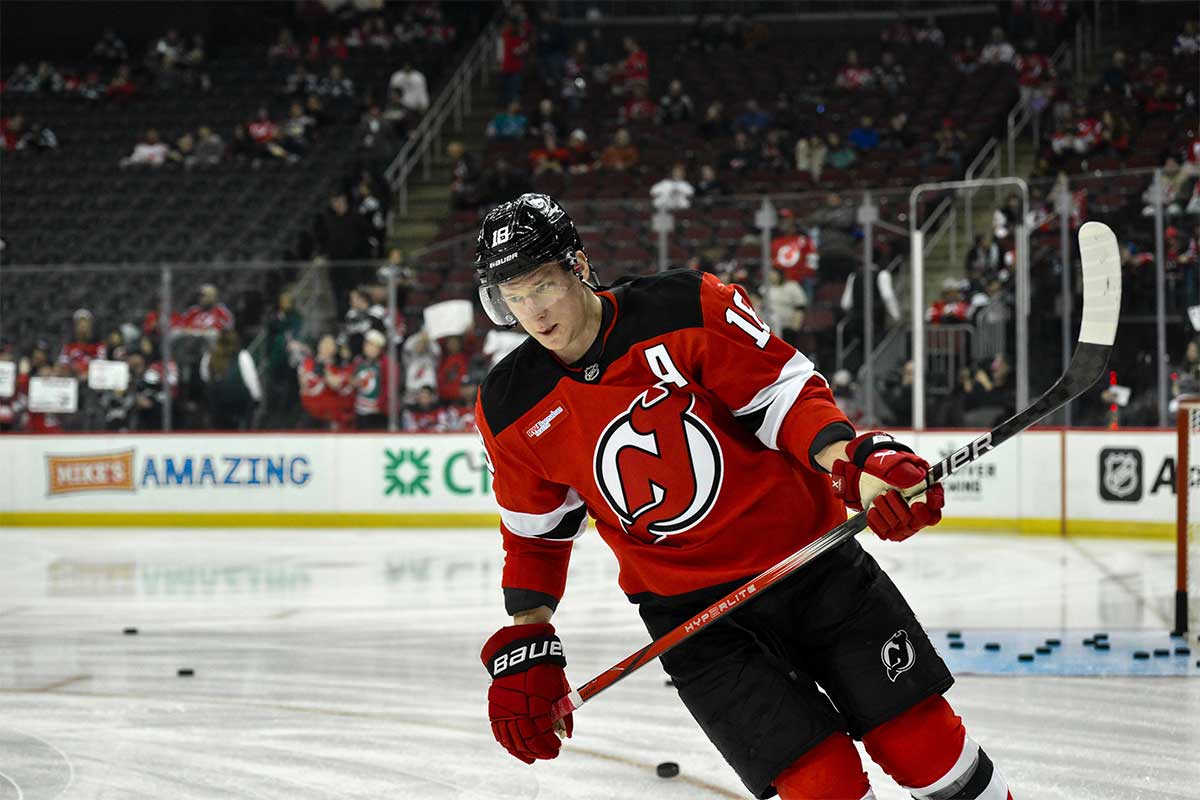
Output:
[1099, 447, 1142, 502]
[583, 364, 600, 382]
[881, 629, 915, 682]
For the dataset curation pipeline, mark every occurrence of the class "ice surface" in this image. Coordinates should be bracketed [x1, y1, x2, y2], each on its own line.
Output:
[0, 527, 1196, 799]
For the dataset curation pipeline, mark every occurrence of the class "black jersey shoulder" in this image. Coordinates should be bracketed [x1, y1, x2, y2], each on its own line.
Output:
[479, 270, 705, 437]
[478, 336, 563, 437]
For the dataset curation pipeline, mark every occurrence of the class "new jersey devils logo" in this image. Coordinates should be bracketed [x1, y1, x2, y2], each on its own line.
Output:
[593, 384, 723, 544]
[881, 629, 916, 682]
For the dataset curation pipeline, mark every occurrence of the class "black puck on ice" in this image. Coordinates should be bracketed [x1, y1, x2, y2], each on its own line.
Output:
[984, 642, 1001, 651]
[1133, 651, 1150, 660]
[656, 762, 680, 778]
[123, 627, 138, 635]
[177, 668, 194, 677]
[1153, 648, 1170, 657]
[1045, 638, 1061, 647]
[1175, 647, 1191, 656]
[1035, 646, 1052, 655]
[1082, 638, 1095, 646]
[1094, 642, 1111, 651]
[949, 641, 964, 649]
[1017, 653, 1035, 662]
[947, 631, 962, 639]
[1093, 632, 1109, 641]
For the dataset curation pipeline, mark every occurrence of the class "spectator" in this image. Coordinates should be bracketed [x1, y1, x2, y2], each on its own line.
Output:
[529, 132, 569, 176]
[200, 330, 261, 430]
[249, 107, 296, 162]
[992, 192, 1024, 241]
[447, 140, 479, 209]
[530, 97, 567, 139]
[979, 27, 1016, 65]
[619, 84, 657, 125]
[356, 104, 395, 166]
[315, 192, 374, 311]
[353, 329, 393, 429]
[318, 64, 355, 105]
[884, 360, 915, 426]
[963, 353, 1015, 427]
[284, 65, 317, 96]
[480, 157, 532, 206]
[619, 36, 650, 91]
[269, 28, 300, 61]
[873, 51, 907, 95]
[881, 112, 915, 151]
[1141, 156, 1195, 218]
[498, 15, 529, 104]
[439, 374, 479, 432]
[695, 163, 728, 199]
[599, 128, 639, 172]
[915, 16, 945, 48]
[169, 132, 198, 168]
[386, 61, 429, 113]
[76, 70, 105, 102]
[403, 385, 443, 432]
[194, 125, 224, 165]
[127, 347, 176, 431]
[722, 130, 758, 173]
[119, 129, 170, 167]
[93, 28, 129, 63]
[341, 287, 387, 358]
[436, 335, 469, 403]
[1174, 19, 1200, 56]
[764, 267, 807, 343]
[278, 102, 315, 157]
[299, 334, 354, 429]
[486, 101, 528, 139]
[1097, 111, 1131, 158]
[561, 39, 590, 112]
[1142, 81, 1182, 121]
[848, 115, 880, 152]
[953, 36, 979, 74]
[650, 163, 695, 211]
[795, 135, 827, 181]
[1099, 49, 1130, 96]
[1016, 38, 1055, 110]
[760, 129, 789, 170]
[926, 278, 971, 323]
[824, 132, 857, 170]
[402, 330, 441, 402]
[564, 129, 596, 174]
[657, 79, 694, 124]
[771, 212, 820, 299]
[262, 290, 304, 428]
[932, 117, 966, 169]
[835, 49, 873, 91]
[698, 100, 729, 140]
[535, 7, 568, 87]
[734, 98, 772, 135]
[59, 308, 107, 379]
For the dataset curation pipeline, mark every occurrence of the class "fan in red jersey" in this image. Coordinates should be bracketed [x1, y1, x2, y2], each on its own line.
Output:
[58, 308, 107, 379]
[298, 334, 354, 430]
[473, 194, 1012, 800]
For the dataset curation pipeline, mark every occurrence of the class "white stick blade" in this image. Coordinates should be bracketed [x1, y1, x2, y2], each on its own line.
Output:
[1077, 221, 1121, 346]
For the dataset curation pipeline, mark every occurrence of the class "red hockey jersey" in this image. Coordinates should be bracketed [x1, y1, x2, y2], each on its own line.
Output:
[476, 270, 852, 612]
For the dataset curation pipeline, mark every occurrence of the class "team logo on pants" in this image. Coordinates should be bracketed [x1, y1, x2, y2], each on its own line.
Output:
[881, 629, 915, 682]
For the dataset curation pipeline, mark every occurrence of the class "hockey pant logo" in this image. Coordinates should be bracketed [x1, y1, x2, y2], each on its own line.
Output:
[881, 629, 916, 682]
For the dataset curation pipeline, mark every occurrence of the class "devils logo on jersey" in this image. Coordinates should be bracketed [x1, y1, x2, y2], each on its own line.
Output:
[593, 383, 723, 544]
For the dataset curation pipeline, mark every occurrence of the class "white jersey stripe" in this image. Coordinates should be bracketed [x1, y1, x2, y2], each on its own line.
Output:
[731, 350, 824, 450]
[499, 489, 588, 539]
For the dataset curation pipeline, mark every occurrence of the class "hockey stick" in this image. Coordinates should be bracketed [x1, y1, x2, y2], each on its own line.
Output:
[550, 221, 1122, 724]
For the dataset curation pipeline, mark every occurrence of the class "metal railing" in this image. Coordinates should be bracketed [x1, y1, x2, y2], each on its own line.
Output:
[384, 14, 501, 217]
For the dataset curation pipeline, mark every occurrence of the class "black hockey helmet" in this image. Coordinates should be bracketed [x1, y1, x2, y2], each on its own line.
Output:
[474, 193, 591, 327]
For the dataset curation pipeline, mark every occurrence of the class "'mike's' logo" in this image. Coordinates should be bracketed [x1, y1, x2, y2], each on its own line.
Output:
[1099, 447, 1142, 502]
[47, 450, 136, 496]
[593, 384, 723, 544]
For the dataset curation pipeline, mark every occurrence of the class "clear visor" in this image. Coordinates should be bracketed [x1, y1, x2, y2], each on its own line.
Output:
[479, 284, 519, 327]
[479, 267, 574, 328]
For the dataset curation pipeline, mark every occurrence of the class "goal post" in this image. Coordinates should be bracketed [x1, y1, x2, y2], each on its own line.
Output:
[1177, 397, 1200, 636]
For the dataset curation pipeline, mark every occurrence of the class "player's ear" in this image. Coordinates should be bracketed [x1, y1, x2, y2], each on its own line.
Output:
[574, 250, 591, 283]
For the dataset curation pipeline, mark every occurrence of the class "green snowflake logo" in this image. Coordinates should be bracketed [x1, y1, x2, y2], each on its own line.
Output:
[384, 448, 431, 496]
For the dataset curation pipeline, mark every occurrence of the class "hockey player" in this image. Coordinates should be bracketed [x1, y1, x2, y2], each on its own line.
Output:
[475, 194, 1012, 800]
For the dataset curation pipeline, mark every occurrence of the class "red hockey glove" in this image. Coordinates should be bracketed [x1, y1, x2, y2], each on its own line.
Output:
[481, 623, 573, 764]
[830, 431, 945, 541]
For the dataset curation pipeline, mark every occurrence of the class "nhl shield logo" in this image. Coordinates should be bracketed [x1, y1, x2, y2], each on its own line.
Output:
[881, 630, 915, 682]
[583, 364, 600, 382]
[1099, 448, 1142, 502]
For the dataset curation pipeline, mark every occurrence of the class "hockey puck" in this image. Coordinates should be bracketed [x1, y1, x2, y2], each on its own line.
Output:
[984, 642, 1001, 651]
[1094, 642, 1110, 651]
[664, 679, 675, 687]
[123, 627, 138, 635]
[1082, 638, 1095, 646]
[1133, 651, 1150, 660]
[1035, 646, 1052, 655]
[1017, 653, 1034, 662]
[1153, 648, 1170, 657]
[177, 668, 194, 677]
[1093, 632, 1109, 641]
[1044, 638, 1061, 647]
[656, 762, 680, 779]
[949, 641, 964, 649]
[1175, 647, 1191, 656]
[946, 631, 962, 639]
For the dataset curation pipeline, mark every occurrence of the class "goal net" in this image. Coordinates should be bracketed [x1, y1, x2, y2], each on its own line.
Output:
[1178, 398, 1200, 635]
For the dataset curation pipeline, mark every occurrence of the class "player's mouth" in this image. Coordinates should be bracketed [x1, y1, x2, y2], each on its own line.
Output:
[537, 324, 558, 337]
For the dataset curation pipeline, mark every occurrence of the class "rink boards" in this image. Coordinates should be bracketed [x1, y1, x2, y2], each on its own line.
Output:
[0, 429, 1180, 537]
